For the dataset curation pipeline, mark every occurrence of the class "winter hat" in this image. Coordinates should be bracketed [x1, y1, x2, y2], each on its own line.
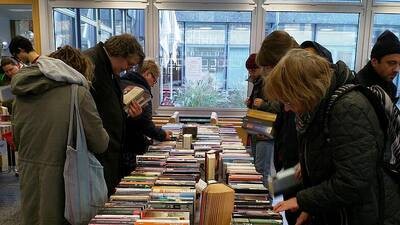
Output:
[371, 30, 400, 59]
[256, 30, 299, 67]
[246, 53, 259, 70]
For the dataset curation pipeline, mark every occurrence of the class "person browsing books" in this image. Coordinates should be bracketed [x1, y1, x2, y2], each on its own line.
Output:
[245, 53, 280, 187]
[84, 34, 144, 196]
[120, 58, 173, 176]
[12, 45, 109, 225]
[268, 49, 400, 225]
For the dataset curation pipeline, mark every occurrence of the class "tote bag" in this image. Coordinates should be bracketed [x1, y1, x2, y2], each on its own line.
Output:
[64, 84, 108, 225]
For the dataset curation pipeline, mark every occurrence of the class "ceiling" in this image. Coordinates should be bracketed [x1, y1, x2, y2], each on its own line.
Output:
[0, 5, 32, 20]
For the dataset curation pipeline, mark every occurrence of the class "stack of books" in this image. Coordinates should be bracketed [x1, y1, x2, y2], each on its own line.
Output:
[242, 109, 277, 137]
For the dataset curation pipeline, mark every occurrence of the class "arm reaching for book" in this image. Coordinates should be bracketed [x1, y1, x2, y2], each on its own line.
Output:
[273, 197, 299, 213]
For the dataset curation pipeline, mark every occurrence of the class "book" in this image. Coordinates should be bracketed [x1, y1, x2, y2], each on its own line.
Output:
[268, 166, 301, 196]
[199, 183, 235, 225]
[123, 86, 151, 111]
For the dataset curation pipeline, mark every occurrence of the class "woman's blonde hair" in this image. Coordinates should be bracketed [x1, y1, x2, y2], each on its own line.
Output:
[265, 48, 333, 112]
[49, 45, 94, 82]
[138, 58, 160, 78]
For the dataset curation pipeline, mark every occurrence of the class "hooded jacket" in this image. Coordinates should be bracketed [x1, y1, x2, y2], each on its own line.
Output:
[356, 61, 398, 103]
[300, 41, 333, 63]
[120, 72, 167, 175]
[295, 60, 400, 225]
[12, 56, 108, 225]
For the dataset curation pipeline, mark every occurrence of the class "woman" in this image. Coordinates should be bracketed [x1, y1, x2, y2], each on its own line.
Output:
[267, 49, 400, 225]
[120, 58, 172, 176]
[12, 45, 109, 225]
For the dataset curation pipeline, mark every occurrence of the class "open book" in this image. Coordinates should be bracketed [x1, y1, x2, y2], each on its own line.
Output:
[123, 86, 151, 112]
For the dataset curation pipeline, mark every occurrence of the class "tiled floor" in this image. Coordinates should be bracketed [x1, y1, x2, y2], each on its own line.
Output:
[0, 171, 20, 225]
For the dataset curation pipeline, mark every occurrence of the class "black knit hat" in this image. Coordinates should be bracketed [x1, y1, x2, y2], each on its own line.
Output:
[371, 30, 400, 60]
[245, 53, 259, 70]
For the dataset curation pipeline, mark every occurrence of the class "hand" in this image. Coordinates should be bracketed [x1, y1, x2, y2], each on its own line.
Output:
[253, 98, 264, 108]
[164, 130, 173, 141]
[295, 162, 302, 181]
[273, 197, 299, 213]
[127, 101, 142, 117]
[123, 85, 134, 94]
[245, 97, 250, 106]
[295, 212, 311, 225]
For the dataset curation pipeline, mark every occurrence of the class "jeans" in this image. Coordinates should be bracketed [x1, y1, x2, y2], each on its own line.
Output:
[255, 140, 275, 187]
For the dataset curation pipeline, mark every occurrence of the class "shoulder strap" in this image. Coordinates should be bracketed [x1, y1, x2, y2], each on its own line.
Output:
[67, 84, 78, 146]
[323, 84, 388, 141]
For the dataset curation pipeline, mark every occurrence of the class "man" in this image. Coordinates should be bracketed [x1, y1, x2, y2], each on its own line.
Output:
[120, 58, 173, 176]
[245, 53, 279, 187]
[356, 30, 400, 103]
[84, 34, 145, 196]
[8, 35, 40, 65]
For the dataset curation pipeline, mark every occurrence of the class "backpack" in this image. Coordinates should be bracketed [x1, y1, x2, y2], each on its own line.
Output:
[323, 84, 400, 181]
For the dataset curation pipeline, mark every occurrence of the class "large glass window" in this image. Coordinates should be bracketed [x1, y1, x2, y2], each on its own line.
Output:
[265, 0, 360, 2]
[53, 10, 76, 48]
[265, 12, 359, 69]
[53, 8, 145, 50]
[159, 10, 251, 108]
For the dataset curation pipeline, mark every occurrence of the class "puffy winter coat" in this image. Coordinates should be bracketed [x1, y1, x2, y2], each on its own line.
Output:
[296, 61, 400, 225]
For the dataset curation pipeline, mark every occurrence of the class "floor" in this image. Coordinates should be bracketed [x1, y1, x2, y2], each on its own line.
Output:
[0, 171, 20, 225]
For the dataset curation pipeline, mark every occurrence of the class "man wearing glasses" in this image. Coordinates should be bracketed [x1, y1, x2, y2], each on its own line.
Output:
[8, 36, 39, 65]
[84, 33, 145, 196]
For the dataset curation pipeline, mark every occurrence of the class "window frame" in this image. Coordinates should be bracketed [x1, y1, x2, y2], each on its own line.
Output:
[152, 2, 257, 116]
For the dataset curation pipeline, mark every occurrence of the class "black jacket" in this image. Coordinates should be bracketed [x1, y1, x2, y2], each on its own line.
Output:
[84, 42, 126, 195]
[296, 61, 400, 225]
[247, 77, 280, 113]
[300, 41, 333, 63]
[120, 72, 167, 154]
[356, 61, 398, 103]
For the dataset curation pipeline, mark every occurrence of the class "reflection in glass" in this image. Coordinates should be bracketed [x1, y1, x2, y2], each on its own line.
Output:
[53, 8, 145, 50]
[99, 9, 112, 27]
[99, 30, 112, 43]
[159, 10, 251, 108]
[54, 11, 76, 48]
[265, 0, 359, 2]
[265, 12, 359, 69]
[80, 8, 95, 20]
[80, 22, 96, 50]
[114, 9, 123, 34]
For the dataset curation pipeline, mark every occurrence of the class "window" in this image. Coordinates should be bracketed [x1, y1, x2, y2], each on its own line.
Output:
[375, 0, 400, 2]
[265, 12, 359, 69]
[53, 10, 76, 48]
[159, 10, 251, 108]
[53, 8, 145, 50]
[265, 0, 360, 2]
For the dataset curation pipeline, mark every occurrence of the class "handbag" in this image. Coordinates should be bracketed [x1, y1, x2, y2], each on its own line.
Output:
[64, 84, 108, 225]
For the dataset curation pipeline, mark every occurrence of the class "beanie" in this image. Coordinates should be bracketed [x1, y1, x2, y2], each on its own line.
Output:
[245, 53, 258, 70]
[371, 30, 400, 60]
[256, 30, 299, 67]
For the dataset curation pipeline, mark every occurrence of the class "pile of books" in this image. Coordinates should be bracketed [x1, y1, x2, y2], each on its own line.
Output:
[242, 109, 277, 137]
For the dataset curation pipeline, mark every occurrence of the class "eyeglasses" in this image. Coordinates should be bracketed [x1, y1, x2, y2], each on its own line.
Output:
[149, 73, 158, 84]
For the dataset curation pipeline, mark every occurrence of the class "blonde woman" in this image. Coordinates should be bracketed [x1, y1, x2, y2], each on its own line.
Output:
[268, 49, 400, 225]
[120, 58, 173, 176]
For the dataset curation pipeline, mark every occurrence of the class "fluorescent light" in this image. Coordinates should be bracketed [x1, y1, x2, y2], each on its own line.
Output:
[8, 9, 32, 12]
[320, 28, 334, 32]
[235, 27, 249, 31]
[199, 27, 212, 30]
